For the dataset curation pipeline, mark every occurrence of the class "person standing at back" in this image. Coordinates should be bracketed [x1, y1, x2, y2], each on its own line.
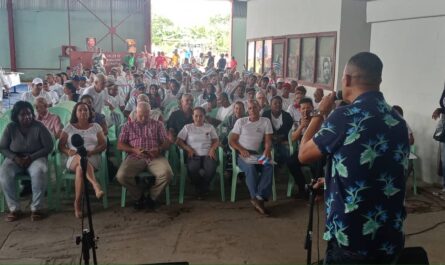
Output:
[299, 52, 409, 264]
[217, 54, 227, 72]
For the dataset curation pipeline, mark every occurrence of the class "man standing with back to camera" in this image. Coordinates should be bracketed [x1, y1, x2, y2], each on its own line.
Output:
[299, 52, 409, 264]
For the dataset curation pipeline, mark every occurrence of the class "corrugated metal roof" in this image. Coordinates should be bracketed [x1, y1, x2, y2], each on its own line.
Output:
[0, 0, 145, 11]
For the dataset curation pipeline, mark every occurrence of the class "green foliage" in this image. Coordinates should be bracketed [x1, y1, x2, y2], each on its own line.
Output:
[152, 14, 230, 54]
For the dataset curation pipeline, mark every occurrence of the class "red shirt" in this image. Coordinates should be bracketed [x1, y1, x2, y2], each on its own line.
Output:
[230, 59, 238, 69]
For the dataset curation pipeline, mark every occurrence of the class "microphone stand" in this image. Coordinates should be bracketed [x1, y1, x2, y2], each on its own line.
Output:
[74, 145, 98, 265]
[305, 156, 330, 265]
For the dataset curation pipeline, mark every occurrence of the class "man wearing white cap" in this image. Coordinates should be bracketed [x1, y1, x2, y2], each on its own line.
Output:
[21, 78, 53, 107]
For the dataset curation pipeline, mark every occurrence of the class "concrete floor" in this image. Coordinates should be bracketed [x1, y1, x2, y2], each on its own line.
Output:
[0, 181, 444, 265]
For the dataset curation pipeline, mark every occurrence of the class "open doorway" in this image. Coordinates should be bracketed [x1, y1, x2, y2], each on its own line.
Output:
[151, 0, 231, 68]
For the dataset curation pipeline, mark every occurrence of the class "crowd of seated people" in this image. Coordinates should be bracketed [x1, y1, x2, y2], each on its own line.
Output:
[0, 55, 341, 221]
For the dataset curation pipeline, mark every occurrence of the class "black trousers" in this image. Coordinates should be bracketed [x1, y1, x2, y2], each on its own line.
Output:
[286, 152, 316, 193]
[186, 155, 217, 194]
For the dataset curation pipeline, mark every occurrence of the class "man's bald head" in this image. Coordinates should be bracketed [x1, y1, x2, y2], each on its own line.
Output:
[136, 101, 151, 123]
[137, 93, 150, 103]
[344, 52, 383, 88]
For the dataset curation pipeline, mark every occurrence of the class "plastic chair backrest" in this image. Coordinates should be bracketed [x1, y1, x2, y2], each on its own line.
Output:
[56, 100, 76, 112]
[48, 106, 72, 126]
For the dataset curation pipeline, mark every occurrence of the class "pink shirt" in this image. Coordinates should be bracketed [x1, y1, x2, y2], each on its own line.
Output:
[119, 119, 168, 162]
[37, 112, 62, 138]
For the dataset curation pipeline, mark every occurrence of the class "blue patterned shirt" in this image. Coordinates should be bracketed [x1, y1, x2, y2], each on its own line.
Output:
[313, 91, 408, 258]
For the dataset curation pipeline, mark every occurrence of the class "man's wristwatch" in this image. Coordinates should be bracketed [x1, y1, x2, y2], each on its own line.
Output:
[310, 109, 326, 118]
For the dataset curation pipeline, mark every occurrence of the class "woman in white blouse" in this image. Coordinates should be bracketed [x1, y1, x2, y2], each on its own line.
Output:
[58, 102, 107, 218]
[176, 107, 219, 197]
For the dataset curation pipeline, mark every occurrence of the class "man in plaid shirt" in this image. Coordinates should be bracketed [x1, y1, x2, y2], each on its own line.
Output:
[117, 101, 173, 209]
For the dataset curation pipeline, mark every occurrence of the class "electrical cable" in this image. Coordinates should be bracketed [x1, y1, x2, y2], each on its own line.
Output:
[405, 220, 445, 237]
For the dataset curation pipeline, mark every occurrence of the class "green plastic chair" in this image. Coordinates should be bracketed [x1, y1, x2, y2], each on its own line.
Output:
[120, 151, 171, 207]
[1, 109, 12, 120]
[56, 100, 76, 112]
[48, 106, 72, 126]
[163, 101, 179, 121]
[178, 147, 225, 204]
[55, 145, 109, 209]
[229, 133, 276, 202]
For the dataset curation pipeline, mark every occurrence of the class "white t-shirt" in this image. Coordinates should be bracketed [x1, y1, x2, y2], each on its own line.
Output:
[82, 86, 105, 114]
[49, 83, 64, 98]
[194, 94, 207, 107]
[216, 105, 233, 121]
[287, 104, 301, 123]
[44, 89, 59, 105]
[21, 90, 53, 106]
[231, 117, 273, 152]
[271, 113, 283, 130]
[177, 123, 218, 156]
[281, 96, 292, 111]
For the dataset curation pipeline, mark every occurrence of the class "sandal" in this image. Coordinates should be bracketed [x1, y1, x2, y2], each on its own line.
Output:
[30, 211, 45, 221]
[5, 211, 22, 222]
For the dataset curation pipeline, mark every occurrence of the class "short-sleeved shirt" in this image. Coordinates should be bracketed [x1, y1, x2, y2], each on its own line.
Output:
[21, 91, 53, 106]
[177, 123, 218, 156]
[313, 91, 409, 258]
[287, 104, 301, 123]
[231, 117, 273, 151]
[119, 119, 168, 163]
[82, 86, 105, 114]
[37, 112, 63, 137]
[49, 83, 64, 98]
[167, 109, 193, 135]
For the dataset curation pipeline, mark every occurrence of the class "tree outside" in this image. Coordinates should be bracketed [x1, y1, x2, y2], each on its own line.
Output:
[151, 14, 230, 59]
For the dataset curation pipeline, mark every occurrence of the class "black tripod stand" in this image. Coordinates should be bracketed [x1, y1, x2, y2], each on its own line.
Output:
[72, 134, 98, 265]
[304, 157, 329, 265]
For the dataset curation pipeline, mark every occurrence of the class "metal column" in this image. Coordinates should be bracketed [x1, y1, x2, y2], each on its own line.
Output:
[7, 0, 17, 71]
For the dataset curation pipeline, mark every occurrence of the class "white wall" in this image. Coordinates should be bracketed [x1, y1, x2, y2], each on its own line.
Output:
[368, 1, 445, 184]
[246, 0, 342, 39]
[337, 0, 370, 91]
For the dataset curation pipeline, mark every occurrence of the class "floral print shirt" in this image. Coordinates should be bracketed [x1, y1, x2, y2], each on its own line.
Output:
[313, 90, 409, 258]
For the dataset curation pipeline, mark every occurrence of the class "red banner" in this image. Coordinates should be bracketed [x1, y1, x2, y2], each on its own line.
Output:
[70, 51, 127, 74]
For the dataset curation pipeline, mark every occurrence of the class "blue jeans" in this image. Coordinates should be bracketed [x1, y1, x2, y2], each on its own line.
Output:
[441, 142, 445, 188]
[237, 156, 273, 200]
[0, 157, 48, 212]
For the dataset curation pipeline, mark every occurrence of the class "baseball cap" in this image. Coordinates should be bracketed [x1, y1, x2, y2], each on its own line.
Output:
[72, 75, 81, 81]
[277, 78, 285, 83]
[32, 78, 43, 85]
[80, 76, 87, 81]
[282, 83, 291, 89]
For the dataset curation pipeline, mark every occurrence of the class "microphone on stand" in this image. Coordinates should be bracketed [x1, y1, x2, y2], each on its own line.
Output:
[71, 134, 87, 157]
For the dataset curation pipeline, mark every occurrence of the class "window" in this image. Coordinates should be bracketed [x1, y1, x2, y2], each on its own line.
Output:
[272, 40, 285, 77]
[287, 38, 300, 79]
[263, 40, 272, 74]
[255, 40, 263, 74]
[316, 36, 335, 85]
[247, 32, 336, 89]
[247, 41, 255, 73]
[300, 37, 316, 82]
